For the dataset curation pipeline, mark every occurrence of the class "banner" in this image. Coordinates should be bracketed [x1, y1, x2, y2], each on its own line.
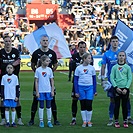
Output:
[114, 19, 133, 71]
[24, 22, 71, 59]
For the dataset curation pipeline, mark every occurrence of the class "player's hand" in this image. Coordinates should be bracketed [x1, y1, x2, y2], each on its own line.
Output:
[75, 93, 79, 98]
[116, 88, 122, 94]
[122, 89, 127, 95]
[12, 59, 21, 66]
[15, 97, 18, 101]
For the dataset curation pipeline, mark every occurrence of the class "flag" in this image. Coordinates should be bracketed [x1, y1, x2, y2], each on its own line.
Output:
[114, 19, 133, 72]
[24, 22, 71, 59]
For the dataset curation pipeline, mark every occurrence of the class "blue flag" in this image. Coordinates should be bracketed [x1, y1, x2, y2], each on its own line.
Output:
[114, 19, 133, 72]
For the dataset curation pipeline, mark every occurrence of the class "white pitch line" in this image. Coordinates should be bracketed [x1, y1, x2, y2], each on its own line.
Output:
[59, 71, 69, 75]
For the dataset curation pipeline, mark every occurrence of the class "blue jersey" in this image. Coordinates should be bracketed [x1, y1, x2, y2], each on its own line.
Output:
[101, 49, 120, 81]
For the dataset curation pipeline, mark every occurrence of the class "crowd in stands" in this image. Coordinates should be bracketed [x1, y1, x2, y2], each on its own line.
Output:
[0, 0, 133, 56]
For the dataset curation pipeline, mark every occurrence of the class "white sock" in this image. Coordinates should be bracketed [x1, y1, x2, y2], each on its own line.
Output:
[46, 108, 52, 122]
[39, 108, 44, 121]
[5, 111, 9, 123]
[12, 111, 16, 124]
[81, 111, 86, 123]
[86, 110, 92, 122]
[72, 117, 76, 120]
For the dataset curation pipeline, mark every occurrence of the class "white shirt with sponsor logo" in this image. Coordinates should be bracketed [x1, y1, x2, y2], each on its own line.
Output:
[1, 74, 19, 100]
[35, 66, 54, 93]
[75, 64, 96, 86]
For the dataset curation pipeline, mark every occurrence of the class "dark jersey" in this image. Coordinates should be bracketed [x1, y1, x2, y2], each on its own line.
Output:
[31, 48, 58, 69]
[0, 48, 20, 77]
[71, 52, 94, 71]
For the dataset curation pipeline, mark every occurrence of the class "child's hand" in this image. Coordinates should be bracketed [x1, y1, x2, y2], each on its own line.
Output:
[15, 97, 18, 101]
[116, 88, 122, 94]
[75, 93, 79, 98]
[122, 89, 127, 95]
[51, 91, 54, 97]
[36, 92, 39, 98]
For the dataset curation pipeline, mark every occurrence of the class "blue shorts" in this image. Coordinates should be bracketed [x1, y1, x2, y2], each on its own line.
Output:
[78, 85, 94, 100]
[37, 92, 53, 101]
[4, 99, 17, 108]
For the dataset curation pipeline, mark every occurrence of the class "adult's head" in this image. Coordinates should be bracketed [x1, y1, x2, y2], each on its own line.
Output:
[110, 36, 119, 51]
[3, 35, 12, 50]
[40, 35, 49, 49]
[78, 41, 86, 56]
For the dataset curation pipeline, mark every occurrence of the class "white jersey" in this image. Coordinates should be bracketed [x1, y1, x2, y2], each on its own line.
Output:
[74, 64, 96, 86]
[1, 74, 19, 100]
[35, 66, 54, 93]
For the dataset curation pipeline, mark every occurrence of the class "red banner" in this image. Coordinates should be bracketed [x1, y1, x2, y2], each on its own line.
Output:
[26, 4, 58, 20]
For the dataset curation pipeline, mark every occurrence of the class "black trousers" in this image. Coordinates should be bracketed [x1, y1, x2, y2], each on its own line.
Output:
[114, 89, 129, 121]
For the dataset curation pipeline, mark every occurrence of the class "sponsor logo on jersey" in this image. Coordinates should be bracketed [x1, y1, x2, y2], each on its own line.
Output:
[83, 69, 88, 74]
[118, 67, 123, 72]
[7, 78, 12, 84]
[42, 72, 47, 77]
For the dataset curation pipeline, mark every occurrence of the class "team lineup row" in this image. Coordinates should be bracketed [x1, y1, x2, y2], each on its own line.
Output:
[0, 35, 133, 128]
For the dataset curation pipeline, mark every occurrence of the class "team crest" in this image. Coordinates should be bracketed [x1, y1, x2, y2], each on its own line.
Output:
[42, 72, 47, 77]
[12, 54, 16, 58]
[118, 67, 123, 72]
[83, 69, 88, 74]
[7, 78, 12, 84]
[49, 54, 52, 58]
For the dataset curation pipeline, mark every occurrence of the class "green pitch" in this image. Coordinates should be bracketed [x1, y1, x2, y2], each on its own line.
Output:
[0, 71, 133, 133]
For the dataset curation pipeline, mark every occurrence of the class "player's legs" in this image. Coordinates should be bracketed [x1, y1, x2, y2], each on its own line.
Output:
[127, 98, 133, 124]
[39, 100, 44, 128]
[68, 61, 72, 81]
[80, 100, 87, 127]
[28, 96, 38, 126]
[107, 87, 115, 126]
[51, 96, 60, 125]
[70, 97, 78, 125]
[16, 101, 24, 125]
[5, 107, 10, 127]
[46, 100, 53, 128]
[11, 107, 17, 127]
[0, 97, 6, 125]
[86, 100, 93, 127]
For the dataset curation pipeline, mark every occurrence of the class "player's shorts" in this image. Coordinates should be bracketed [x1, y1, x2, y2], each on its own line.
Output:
[4, 99, 17, 108]
[37, 92, 53, 101]
[107, 86, 115, 98]
[78, 85, 94, 100]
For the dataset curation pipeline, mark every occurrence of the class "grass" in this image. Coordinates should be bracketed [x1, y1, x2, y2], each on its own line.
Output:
[0, 71, 133, 133]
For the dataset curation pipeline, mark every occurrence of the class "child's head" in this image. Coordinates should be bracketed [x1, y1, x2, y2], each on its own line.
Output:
[117, 51, 126, 64]
[40, 55, 50, 67]
[6, 64, 14, 74]
[81, 52, 92, 64]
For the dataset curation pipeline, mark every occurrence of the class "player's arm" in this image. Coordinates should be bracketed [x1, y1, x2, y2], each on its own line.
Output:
[50, 78, 54, 96]
[92, 75, 97, 96]
[101, 64, 106, 81]
[74, 75, 79, 97]
[15, 85, 20, 101]
[35, 77, 39, 98]
[31, 62, 36, 72]
[1, 85, 4, 100]
[52, 62, 58, 72]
